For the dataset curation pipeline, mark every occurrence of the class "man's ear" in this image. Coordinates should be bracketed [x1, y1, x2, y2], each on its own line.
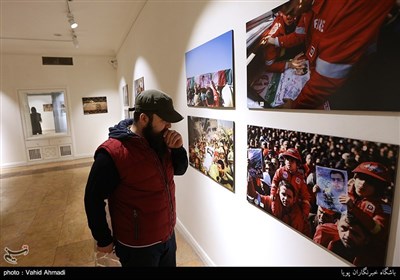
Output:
[139, 113, 149, 124]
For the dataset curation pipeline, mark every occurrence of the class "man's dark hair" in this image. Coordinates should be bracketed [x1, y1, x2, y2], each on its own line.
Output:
[330, 170, 345, 181]
[133, 111, 153, 123]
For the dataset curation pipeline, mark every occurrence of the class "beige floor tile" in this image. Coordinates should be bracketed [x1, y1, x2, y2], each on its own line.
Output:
[58, 221, 93, 247]
[23, 227, 61, 252]
[1, 222, 32, 245]
[25, 218, 63, 237]
[33, 205, 66, 222]
[63, 206, 87, 225]
[179, 259, 205, 267]
[176, 230, 203, 266]
[53, 239, 94, 266]
[9, 191, 47, 213]
[1, 209, 37, 227]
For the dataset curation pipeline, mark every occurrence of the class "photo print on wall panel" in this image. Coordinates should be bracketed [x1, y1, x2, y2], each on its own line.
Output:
[134, 76, 144, 99]
[82, 96, 108, 115]
[122, 84, 129, 107]
[188, 116, 234, 192]
[246, 0, 399, 111]
[247, 125, 399, 266]
[185, 30, 235, 108]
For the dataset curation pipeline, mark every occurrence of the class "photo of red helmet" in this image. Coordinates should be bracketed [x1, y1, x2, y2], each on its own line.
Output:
[352, 162, 390, 183]
[282, 148, 302, 163]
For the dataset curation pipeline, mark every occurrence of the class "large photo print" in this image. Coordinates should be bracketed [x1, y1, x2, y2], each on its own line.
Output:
[246, 125, 399, 266]
[185, 30, 235, 108]
[188, 116, 235, 192]
[246, 0, 399, 111]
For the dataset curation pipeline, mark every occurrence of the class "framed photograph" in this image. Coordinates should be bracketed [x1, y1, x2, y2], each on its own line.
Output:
[246, 124, 399, 266]
[246, 1, 399, 111]
[134, 77, 144, 98]
[185, 30, 235, 108]
[43, 104, 53, 112]
[188, 116, 235, 192]
[122, 84, 129, 106]
[82, 96, 108, 115]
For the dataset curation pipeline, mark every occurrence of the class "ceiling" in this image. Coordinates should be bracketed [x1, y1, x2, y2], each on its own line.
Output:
[0, 0, 147, 56]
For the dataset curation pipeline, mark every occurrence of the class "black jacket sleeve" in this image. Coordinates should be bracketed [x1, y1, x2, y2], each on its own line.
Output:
[84, 149, 119, 247]
[171, 146, 189, 175]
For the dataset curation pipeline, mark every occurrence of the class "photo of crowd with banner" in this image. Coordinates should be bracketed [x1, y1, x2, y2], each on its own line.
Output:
[185, 30, 234, 108]
[188, 116, 234, 192]
[246, 0, 399, 111]
[247, 125, 398, 266]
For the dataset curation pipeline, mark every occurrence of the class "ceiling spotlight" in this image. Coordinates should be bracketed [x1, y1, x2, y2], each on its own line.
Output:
[66, 0, 79, 48]
[72, 36, 79, 48]
[66, 1, 78, 29]
[68, 16, 78, 29]
[71, 30, 79, 48]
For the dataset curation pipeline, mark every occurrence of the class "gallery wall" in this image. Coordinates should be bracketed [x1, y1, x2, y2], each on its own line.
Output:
[116, 1, 400, 266]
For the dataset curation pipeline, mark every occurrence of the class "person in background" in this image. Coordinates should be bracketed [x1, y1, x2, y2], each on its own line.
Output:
[314, 161, 392, 265]
[338, 161, 392, 266]
[84, 89, 188, 267]
[270, 148, 311, 221]
[248, 178, 308, 234]
[311, 205, 340, 242]
[261, 0, 313, 73]
[30, 106, 42, 135]
[327, 213, 375, 266]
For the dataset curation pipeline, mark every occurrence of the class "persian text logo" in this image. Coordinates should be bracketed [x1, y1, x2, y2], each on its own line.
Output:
[3, 245, 29, 265]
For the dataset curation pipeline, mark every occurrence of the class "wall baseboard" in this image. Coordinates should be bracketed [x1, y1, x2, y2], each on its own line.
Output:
[176, 218, 214, 267]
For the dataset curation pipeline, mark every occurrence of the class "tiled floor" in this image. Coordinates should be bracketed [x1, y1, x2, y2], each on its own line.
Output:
[0, 158, 204, 267]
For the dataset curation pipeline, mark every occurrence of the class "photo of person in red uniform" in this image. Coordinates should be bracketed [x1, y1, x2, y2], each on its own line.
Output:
[270, 148, 311, 223]
[247, 178, 309, 235]
[247, 125, 398, 266]
[246, 0, 399, 111]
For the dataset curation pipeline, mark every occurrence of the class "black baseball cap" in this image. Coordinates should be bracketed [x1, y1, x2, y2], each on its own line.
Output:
[134, 89, 183, 123]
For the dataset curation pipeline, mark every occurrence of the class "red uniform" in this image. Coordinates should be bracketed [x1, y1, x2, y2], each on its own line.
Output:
[263, 15, 291, 72]
[261, 193, 308, 234]
[292, 0, 395, 109]
[347, 179, 391, 240]
[271, 166, 311, 217]
[263, 11, 311, 73]
[248, 178, 308, 234]
[273, 11, 312, 49]
[313, 222, 339, 247]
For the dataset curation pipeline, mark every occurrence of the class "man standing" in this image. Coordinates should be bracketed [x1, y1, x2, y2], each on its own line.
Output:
[84, 89, 188, 267]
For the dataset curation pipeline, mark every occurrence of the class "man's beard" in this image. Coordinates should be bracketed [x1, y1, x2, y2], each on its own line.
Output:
[142, 122, 168, 160]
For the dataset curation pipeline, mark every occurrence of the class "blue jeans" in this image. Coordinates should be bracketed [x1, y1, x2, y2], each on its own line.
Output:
[115, 232, 176, 267]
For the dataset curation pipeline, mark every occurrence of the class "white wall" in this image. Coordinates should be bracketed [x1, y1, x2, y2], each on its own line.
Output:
[116, 0, 400, 266]
[0, 54, 120, 166]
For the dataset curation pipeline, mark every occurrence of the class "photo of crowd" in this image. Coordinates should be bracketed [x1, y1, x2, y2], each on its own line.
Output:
[185, 30, 234, 108]
[134, 76, 144, 98]
[188, 116, 234, 192]
[246, 0, 399, 111]
[247, 125, 398, 266]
